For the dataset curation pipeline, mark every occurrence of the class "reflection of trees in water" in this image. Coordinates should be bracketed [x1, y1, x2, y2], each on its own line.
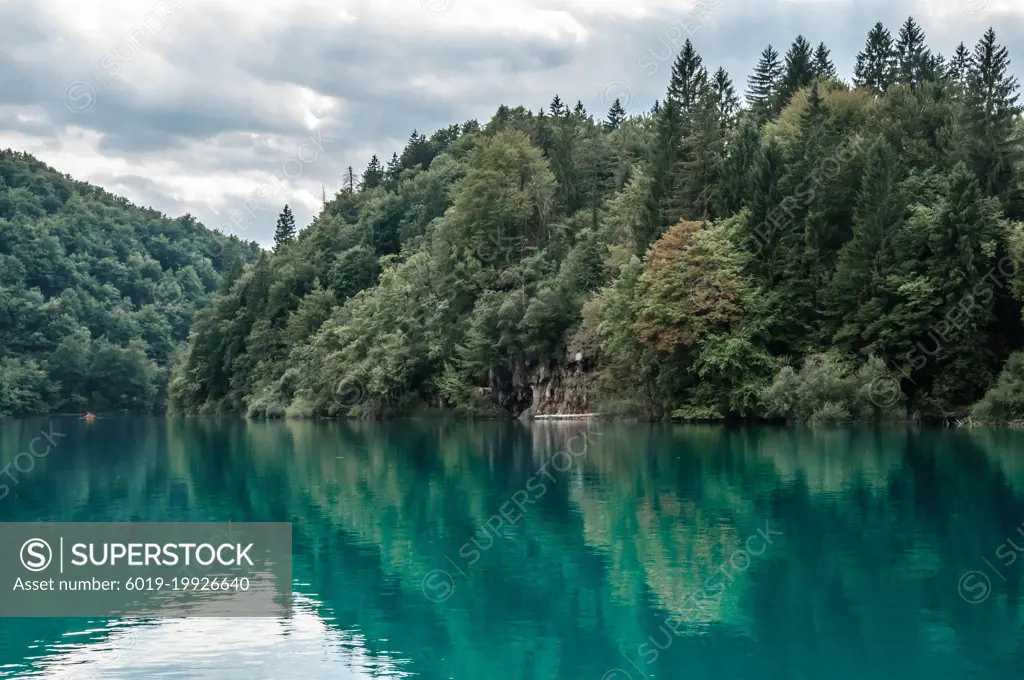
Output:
[3, 420, 1024, 679]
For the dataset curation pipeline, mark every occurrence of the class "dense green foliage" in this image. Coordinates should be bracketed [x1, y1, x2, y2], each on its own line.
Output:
[171, 19, 1024, 423]
[0, 151, 258, 415]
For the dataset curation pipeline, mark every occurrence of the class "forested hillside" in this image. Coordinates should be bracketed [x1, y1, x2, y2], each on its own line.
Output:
[0, 151, 259, 415]
[172, 18, 1024, 424]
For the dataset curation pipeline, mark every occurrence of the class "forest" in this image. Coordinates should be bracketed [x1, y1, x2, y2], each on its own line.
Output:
[171, 18, 1024, 424]
[0, 151, 258, 415]
[6, 17, 1024, 424]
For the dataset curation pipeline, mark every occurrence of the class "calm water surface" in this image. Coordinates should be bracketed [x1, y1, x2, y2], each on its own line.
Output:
[1, 418, 1023, 679]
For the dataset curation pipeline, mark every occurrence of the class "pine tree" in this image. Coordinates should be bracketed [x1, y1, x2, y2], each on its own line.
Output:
[711, 67, 739, 128]
[829, 137, 907, 351]
[642, 97, 685, 250]
[813, 42, 837, 79]
[967, 28, 1022, 201]
[854, 22, 897, 93]
[781, 35, 815, 103]
[400, 130, 432, 170]
[548, 98, 583, 215]
[273, 204, 296, 251]
[716, 120, 761, 217]
[947, 42, 973, 89]
[747, 45, 783, 121]
[384, 152, 401, 188]
[745, 136, 786, 273]
[894, 16, 934, 86]
[219, 238, 246, 291]
[362, 154, 384, 190]
[668, 39, 707, 113]
[549, 95, 567, 117]
[572, 100, 587, 119]
[777, 81, 839, 306]
[678, 88, 726, 220]
[604, 98, 626, 131]
[343, 166, 356, 193]
[969, 28, 1021, 122]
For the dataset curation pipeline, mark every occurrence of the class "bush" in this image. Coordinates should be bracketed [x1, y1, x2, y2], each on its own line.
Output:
[762, 353, 904, 424]
[971, 353, 1024, 425]
[809, 401, 852, 425]
[245, 368, 301, 419]
[0, 358, 53, 416]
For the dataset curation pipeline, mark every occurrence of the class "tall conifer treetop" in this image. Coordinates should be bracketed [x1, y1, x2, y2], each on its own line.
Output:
[668, 39, 708, 112]
[854, 22, 896, 93]
[273, 204, 296, 251]
[747, 45, 783, 120]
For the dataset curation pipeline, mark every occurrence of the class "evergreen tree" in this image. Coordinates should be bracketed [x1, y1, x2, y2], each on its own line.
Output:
[711, 67, 739, 128]
[947, 42, 973, 89]
[604, 98, 626, 131]
[781, 35, 815, 103]
[678, 88, 726, 220]
[668, 39, 707, 113]
[813, 42, 837, 79]
[273, 204, 296, 251]
[967, 28, 1022, 202]
[399, 130, 433, 170]
[384, 152, 401, 188]
[745, 136, 786, 277]
[716, 120, 761, 217]
[643, 97, 685, 250]
[572, 100, 587, 119]
[894, 16, 934, 86]
[747, 45, 783, 121]
[854, 22, 897, 93]
[969, 29, 1021, 122]
[219, 238, 246, 292]
[343, 166, 357, 193]
[549, 95, 568, 117]
[362, 154, 384, 190]
[829, 137, 907, 349]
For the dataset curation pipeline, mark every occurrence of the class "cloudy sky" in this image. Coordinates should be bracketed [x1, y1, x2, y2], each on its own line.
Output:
[1, 0, 1022, 248]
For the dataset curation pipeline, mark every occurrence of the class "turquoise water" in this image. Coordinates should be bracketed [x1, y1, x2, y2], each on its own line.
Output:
[1, 418, 1023, 679]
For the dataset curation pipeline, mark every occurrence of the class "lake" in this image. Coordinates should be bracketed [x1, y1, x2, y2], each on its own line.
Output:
[1, 418, 1023, 679]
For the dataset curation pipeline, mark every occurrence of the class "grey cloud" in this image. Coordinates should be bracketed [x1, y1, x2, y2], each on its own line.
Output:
[91, 172, 193, 216]
[1, 0, 1022, 249]
[580, 0, 1024, 115]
